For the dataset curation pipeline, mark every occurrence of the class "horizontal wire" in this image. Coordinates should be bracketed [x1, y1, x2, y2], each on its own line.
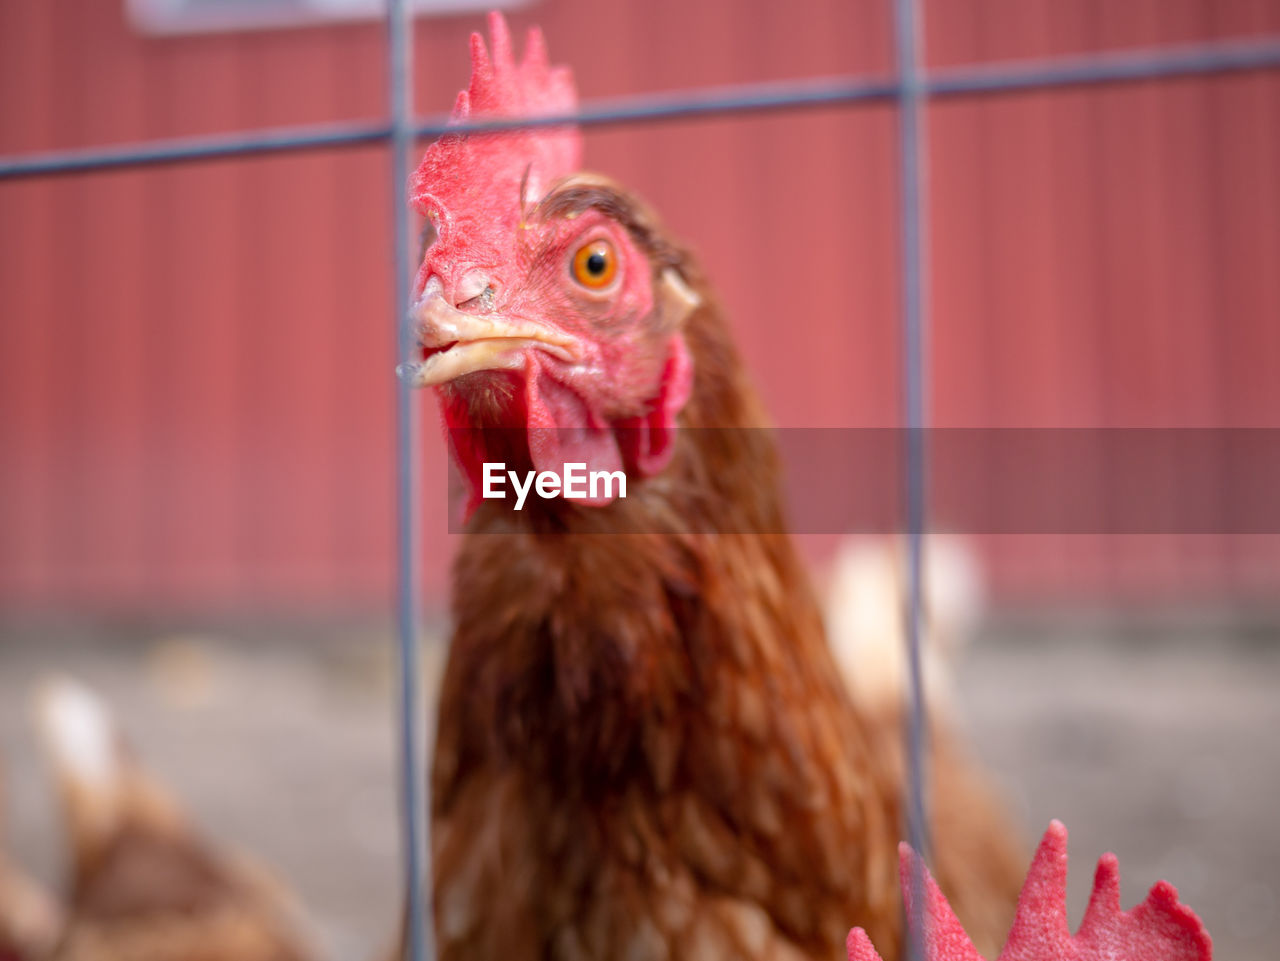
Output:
[415, 75, 901, 138]
[1, 35, 1278, 181]
[929, 34, 1280, 97]
[0, 120, 392, 180]
[418, 35, 1280, 136]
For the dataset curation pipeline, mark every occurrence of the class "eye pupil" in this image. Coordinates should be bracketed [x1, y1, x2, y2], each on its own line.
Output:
[571, 239, 618, 289]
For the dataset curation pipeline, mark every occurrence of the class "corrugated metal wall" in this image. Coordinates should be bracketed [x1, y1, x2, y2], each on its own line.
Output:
[1, 0, 1277, 614]
[928, 1, 1280, 597]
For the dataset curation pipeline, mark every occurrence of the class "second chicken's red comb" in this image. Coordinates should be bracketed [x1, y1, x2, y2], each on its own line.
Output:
[847, 820, 1212, 961]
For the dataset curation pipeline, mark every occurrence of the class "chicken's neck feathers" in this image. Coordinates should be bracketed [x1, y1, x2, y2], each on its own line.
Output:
[439, 291, 888, 820]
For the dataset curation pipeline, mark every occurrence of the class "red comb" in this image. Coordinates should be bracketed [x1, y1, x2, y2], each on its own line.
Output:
[847, 821, 1212, 961]
[409, 12, 580, 288]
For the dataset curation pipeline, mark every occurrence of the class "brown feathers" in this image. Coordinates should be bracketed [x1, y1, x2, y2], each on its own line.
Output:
[430, 257, 1024, 961]
[34, 680, 319, 961]
[0, 766, 61, 961]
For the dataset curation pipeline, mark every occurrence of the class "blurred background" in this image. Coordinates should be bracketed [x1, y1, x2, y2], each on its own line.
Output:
[1, 0, 1278, 959]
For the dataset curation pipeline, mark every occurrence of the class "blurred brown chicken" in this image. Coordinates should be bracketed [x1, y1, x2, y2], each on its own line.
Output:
[0, 765, 60, 961]
[404, 14, 1025, 961]
[34, 679, 320, 961]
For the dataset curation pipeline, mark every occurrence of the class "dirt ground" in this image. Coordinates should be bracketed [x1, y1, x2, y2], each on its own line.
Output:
[1, 611, 1276, 961]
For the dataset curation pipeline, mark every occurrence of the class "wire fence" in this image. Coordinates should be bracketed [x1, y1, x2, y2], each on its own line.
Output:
[4, 4, 1279, 961]
[4, 36, 1280, 180]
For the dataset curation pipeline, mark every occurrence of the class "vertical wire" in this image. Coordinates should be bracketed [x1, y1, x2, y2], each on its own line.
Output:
[387, 1, 430, 959]
[892, 0, 932, 959]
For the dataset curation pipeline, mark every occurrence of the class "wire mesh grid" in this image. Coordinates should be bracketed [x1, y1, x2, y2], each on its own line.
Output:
[3, 3, 1279, 960]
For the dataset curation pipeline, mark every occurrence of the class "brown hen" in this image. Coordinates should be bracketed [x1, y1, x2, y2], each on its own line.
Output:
[35, 679, 319, 961]
[405, 14, 1025, 961]
[0, 763, 60, 961]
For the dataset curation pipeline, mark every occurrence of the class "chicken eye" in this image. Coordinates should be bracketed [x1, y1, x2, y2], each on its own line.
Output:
[571, 239, 618, 290]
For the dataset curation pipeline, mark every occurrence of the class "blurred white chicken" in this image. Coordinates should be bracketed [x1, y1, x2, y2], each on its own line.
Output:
[824, 534, 986, 719]
[822, 534, 1024, 955]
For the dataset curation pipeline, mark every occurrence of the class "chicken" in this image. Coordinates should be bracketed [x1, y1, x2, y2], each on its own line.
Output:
[821, 535, 1024, 955]
[0, 764, 61, 961]
[34, 679, 319, 961]
[847, 821, 1212, 961]
[824, 534, 985, 720]
[401, 14, 1024, 960]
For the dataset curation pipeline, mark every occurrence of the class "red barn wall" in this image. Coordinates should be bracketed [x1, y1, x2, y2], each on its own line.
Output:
[1, 0, 1278, 615]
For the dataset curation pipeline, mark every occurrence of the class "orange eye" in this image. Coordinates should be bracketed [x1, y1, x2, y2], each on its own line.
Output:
[571, 239, 618, 290]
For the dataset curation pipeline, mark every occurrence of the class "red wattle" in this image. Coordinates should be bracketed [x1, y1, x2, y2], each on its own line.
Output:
[525, 362, 623, 507]
[444, 333, 694, 517]
[616, 333, 693, 477]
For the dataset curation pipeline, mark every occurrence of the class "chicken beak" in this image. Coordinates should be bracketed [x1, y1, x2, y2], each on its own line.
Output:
[397, 278, 578, 388]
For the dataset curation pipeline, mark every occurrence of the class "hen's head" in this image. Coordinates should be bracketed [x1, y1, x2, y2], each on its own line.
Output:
[403, 14, 700, 507]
